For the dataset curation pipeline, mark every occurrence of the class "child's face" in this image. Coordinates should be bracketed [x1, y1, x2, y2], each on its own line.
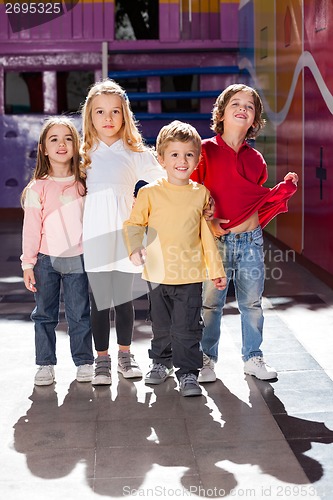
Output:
[91, 93, 123, 146]
[221, 90, 256, 132]
[43, 124, 73, 171]
[158, 140, 200, 186]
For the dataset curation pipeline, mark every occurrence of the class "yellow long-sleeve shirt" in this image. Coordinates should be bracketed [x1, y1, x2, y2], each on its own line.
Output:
[123, 178, 225, 285]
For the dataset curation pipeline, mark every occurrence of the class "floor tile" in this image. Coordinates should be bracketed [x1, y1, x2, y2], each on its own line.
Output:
[1, 218, 333, 499]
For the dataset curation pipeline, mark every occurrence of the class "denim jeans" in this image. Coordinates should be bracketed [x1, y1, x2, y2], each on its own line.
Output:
[201, 226, 265, 362]
[32, 253, 93, 366]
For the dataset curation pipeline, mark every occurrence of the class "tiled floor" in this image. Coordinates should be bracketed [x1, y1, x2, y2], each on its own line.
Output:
[1, 215, 333, 499]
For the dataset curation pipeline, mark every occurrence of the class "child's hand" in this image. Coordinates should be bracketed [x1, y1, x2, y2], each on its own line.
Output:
[203, 196, 215, 220]
[284, 172, 298, 186]
[23, 269, 37, 292]
[130, 247, 147, 266]
[211, 218, 230, 237]
[212, 277, 227, 290]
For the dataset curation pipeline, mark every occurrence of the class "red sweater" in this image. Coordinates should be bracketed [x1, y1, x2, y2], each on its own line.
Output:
[191, 135, 297, 229]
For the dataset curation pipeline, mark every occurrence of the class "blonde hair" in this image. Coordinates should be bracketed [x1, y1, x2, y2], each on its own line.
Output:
[211, 84, 266, 139]
[21, 117, 85, 207]
[156, 120, 202, 158]
[80, 79, 146, 170]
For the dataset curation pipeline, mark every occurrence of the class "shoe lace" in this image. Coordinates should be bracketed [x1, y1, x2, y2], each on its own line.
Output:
[254, 356, 265, 366]
[150, 363, 168, 377]
[38, 365, 52, 373]
[202, 353, 213, 368]
[181, 373, 197, 386]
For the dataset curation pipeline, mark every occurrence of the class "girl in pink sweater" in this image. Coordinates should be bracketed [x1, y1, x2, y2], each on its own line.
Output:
[21, 117, 93, 386]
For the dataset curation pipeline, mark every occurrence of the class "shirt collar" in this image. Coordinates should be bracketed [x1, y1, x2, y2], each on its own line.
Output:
[215, 134, 250, 152]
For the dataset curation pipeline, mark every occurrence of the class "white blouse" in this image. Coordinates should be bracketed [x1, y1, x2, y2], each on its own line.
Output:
[83, 139, 165, 273]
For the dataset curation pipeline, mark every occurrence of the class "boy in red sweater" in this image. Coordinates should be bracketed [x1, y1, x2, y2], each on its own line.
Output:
[191, 84, 298, 381]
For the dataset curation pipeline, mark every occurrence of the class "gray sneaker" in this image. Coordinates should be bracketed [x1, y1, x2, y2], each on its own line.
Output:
[179, 373, 202, 397]
[76, 364, 93, 383]
[92, 355, 112, 385]
[198, 353, 216, 383]
[117, 352, 142, 379]
[34, 365, 55, 386]
[145, 363, 174, 385]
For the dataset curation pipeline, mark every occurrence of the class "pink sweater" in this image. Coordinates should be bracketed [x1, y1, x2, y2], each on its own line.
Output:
[21, 176, 85, 270]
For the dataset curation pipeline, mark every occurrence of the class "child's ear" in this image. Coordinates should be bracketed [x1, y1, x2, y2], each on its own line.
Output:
[39, 144, 47, 156]
[157, 154, 165, 168]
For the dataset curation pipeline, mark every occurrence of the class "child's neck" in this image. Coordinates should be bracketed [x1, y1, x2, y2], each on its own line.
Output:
[222, 130, 246, 153]
[49, 164, 72, 178]
[167, 177, 190, 186]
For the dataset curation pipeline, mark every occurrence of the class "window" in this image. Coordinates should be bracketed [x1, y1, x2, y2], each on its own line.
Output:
[58, 71, 95, 113]
[5, 72, 43, 114]
[115, 0, 159, 40]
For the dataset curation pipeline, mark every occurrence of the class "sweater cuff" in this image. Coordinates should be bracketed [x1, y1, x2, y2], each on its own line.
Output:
[21, 263, 34, 271]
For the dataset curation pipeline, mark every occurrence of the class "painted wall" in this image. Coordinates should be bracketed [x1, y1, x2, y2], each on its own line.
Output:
[1, 0, 333, 278]
[303, 0, 333, 274]
[238, 0, 333, 276]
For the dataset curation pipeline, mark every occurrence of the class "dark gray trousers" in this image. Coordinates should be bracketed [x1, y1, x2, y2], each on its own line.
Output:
[148, 282, 204, 380]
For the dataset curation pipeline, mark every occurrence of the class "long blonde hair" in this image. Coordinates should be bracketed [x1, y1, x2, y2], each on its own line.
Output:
[80, 79, 146, 170]
[21, 117, 85, 207]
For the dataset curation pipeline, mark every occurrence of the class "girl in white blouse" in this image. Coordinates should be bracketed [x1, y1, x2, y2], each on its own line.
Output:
[81, 79, 165, 385]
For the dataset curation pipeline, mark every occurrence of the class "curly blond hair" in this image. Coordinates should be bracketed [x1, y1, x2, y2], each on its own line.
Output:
[80, 79, 146, 170]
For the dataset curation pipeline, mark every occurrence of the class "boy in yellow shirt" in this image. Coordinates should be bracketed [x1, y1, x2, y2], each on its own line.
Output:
[123, 121, 226, 396]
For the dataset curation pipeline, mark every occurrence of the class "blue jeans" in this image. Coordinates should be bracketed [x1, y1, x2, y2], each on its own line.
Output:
[32, 253, 93, 366]
[201, 226, 265, 362]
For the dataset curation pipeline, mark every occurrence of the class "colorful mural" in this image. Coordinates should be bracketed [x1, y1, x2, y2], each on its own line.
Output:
[0, 0, 333, 277]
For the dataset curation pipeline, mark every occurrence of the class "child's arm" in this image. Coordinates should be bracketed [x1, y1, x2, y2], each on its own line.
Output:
[203, 196, 230, 229]
[210, 218, 231, 237]
[203, 195, 215, 220]
[130, 247, 147, 266]
[212, 277, 227, 290]
[21, 185, 42, 285]
[123, 188, 149, 260]
[136, 150, 166, 182]
[23, 268, 37, 293]
[200, 216, 226, 280]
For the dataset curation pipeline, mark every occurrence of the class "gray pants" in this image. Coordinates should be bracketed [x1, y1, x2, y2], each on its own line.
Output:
[148, 282, 204, 380]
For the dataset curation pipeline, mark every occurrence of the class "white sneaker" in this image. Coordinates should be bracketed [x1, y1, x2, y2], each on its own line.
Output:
[244, 356, 277, 380]
[117, 352, 143, 379]
[92, 355, 112, 386]
[198, 353, 216, 383]
[76, 364, 93, 383]
[34, 365, 55, 386]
